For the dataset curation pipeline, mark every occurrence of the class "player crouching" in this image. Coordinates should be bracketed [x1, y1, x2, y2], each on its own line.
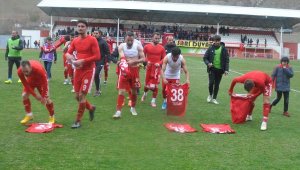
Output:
[18, 60, 56, 124]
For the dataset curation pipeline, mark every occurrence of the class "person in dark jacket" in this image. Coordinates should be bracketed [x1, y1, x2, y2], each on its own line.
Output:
[164, 35, 176, 54]
[109, 47, 119, 64]
[203, 35, 229, 104]
[4, 31, 23, 84]
[93, 30, 110, 96]
[271, 57, 294, 117]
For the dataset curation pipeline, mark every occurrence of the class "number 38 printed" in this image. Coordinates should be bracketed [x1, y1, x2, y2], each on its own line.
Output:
[170, 88, 184, 102]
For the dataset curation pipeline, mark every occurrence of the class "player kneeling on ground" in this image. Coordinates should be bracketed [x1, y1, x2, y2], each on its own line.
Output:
[228, 71, 272, 131]
[18, 60, 56, 124]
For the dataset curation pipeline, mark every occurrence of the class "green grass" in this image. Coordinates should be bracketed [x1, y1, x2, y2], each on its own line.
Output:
[0, 49, 300, 170]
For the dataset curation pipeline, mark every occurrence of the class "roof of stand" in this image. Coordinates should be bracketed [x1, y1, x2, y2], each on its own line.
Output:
[38, 0, 300, 28]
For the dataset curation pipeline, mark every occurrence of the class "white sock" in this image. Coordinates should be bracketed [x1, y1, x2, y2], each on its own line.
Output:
[163, 99, 167, 103]
[143, 92, 147, 96]
[26, 112, 33, 116]
[151, 98, 156, 103]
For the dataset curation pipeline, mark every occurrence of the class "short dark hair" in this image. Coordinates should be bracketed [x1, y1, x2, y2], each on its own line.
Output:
[46, 37, 52, 41]
[244, 79, 254, 92]
[77, 20, 88, 27]
[171, 47, 181, 56]
[280, 57, 289, 64]
[126, 31, 134, 37]
[94, 29, 102, 35]
[21, 60, 31, 67]
[213, 35, 221, 41]
[152, 32, 160, 37]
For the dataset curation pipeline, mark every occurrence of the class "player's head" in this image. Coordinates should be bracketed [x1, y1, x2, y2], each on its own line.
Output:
[21, 60, 32, 76]
[46, 37, 52, 44]
[70, 33, 75, 40]
[167, 36, 174, 45]
[152, 32, 160, 45]
[11, 31, 18, 38]
[244, 79, 254, 92]
[125, 31, 134, 47]
[77, 20, 88, 35]
[213, 35, 221, 47]
[171, 47, 181, 62]
[280, 57, 289, 65]
[93, 30, 102, 38]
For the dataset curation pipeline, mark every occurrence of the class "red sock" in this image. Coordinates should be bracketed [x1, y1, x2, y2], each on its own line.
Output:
[131, 94, 137, 107]
[152, 87, 158, 98]
[76, 102, 86, 122]
[46, 102, 55, 116]
[105, 71, 108, 81]
[144, 86, 149, 93]
[23, 99, 31, 113]
[263, 103, 270, 117]
[162, 84, 167, 99]
[86, 100, 93, 111]
[64, 70, 68, 79]
[116, 95, 125, 111]
[262, 116, 268, 122]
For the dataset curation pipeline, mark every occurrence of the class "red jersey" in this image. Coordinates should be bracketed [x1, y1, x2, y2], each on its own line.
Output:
[166, 83, 189, 116]
[67, 35, 100, 70]
[144, 43, 166, 64]
[17, 60, 47, 97]
[229, 71, 272, 96]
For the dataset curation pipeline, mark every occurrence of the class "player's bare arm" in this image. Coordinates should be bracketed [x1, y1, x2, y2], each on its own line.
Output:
[181, 58, 190, 84]
[137, 45, 145, 64]
[160, 56, 168, 84]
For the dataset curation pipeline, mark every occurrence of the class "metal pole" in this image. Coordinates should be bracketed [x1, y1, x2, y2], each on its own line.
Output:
[117, 18, 120, 46]
[50, 15, 53, 38]
[217, 23, 220, 35]
[280, 26, 283, 58]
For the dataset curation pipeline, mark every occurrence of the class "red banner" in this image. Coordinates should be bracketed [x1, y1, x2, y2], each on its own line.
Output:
[165, 123, 197, 133]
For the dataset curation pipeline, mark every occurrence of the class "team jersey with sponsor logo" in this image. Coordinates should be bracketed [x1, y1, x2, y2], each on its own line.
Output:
[17, 60, 48, 98]
[67, 35, 100, 70]
[229, 70, 272, 97]
[144, 43, 166, 64]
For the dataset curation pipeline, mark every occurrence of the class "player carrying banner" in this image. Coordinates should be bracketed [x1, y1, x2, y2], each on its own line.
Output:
[228, 71, 272, 131]
[161, 47, 190, 110]
[113, 32, 145, 119]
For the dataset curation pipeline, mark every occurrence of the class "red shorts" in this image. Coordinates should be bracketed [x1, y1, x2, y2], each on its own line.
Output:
[73, 68, 95, 94]
[263, 82, 272, 97]
[23, 83, 49, 98]
[250, 81, 272, 98]
[162, 79, 180, 89]
[117, 67, 140, 90]
[145, 64, 161, 89]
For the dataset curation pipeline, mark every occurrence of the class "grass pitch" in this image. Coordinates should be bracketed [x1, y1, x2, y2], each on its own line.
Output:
[0, 49, 300, 170]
